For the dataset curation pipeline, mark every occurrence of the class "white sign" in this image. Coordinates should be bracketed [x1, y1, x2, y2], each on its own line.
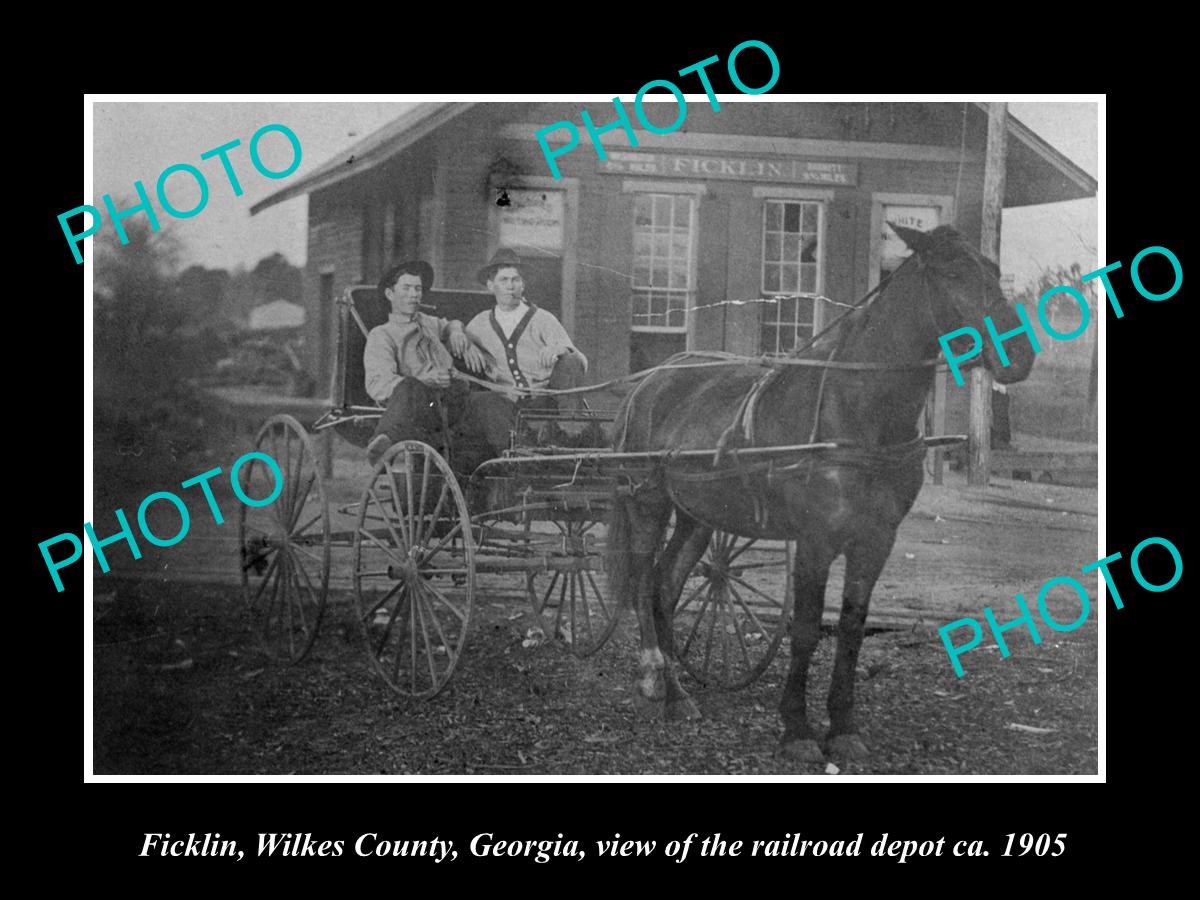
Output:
[498, 189, 564, 252]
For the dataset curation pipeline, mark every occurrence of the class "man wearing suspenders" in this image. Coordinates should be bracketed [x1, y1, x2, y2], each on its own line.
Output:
[460, 248, 588, 449]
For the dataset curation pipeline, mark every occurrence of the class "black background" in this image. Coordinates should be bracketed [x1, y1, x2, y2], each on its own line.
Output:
[32, 26, 1186, 886]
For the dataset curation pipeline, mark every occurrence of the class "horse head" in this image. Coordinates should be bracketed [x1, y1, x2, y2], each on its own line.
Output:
[888, 223, 1035, 384]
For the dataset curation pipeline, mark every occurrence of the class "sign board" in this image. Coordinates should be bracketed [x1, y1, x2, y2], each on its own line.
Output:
[599, 151, 857, 186]
[498, 189, 564, 252]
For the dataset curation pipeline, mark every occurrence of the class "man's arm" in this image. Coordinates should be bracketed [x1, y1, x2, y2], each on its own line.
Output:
[363, 329, 403, 404]
[535, 311, 588, 372]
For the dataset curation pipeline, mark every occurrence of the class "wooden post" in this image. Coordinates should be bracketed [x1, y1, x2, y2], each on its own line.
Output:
[969, 102, 1007, 486]
[931, 371, 948, 484]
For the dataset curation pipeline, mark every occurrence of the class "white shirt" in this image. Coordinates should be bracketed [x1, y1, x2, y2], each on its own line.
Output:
[493, 301, 530, 339]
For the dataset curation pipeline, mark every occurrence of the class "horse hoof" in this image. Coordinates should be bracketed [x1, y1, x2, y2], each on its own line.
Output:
[826, 734, 869, 760]
[779, 738, 824, 762]
[635, 674, 666, 702]
[666, 698, 703, 722]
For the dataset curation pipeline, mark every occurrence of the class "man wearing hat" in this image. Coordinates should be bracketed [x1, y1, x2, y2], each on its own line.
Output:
[460, 248, 588, 447]
[363, 260, 488, 469]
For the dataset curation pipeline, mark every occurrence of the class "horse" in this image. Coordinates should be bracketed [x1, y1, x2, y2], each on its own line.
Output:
[604, 223, 1036, 761]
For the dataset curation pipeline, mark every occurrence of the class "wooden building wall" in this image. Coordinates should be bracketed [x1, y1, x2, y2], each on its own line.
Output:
[300, 102, 992, 398]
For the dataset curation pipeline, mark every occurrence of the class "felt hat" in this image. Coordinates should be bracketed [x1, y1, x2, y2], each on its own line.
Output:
[477, 248, 523, 285]
[381, 260, 434, 294]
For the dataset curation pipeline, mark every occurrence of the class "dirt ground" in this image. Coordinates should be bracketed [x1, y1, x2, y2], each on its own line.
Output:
[92, 576, 1096, 775]
[89, 417, 1098, 775]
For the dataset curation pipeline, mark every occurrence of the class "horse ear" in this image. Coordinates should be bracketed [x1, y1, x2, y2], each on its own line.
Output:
[888, 221, 929, 253]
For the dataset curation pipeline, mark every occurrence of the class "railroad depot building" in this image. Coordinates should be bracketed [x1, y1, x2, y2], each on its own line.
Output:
[252, 101, 1096, 394]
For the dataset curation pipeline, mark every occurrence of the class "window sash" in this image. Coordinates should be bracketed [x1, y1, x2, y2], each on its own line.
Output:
[632, 193, 694, 334]
[760, 199, 823, 354]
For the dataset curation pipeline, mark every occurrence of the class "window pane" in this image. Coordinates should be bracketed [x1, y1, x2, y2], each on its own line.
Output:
[783, 232, 800, 262]
[652, 263, 669, 287]
[670, 260, 688, 288]
[801, 263, 817, 293]
[672, 232, 690, 258]
[764, 233, 781, 262]
[781, 264, 799, 293]
[654, 195, 671, 224]
[764, 265, 780, 293]
[778, 326, 795, 351]
[635, 195, 652, 226]
[668, 306, 686, 329]
[800, 234, 817, 263]
[633, 263, 651, 287]
[674, 195, 690, 224]
[802, 202, 818, 232]
[798, 297, 814, 326]
[783, 203, 801, 233]
[765, 202, 781, 232]
[653, 234, 670, 259]
[781, 296, 796, 322]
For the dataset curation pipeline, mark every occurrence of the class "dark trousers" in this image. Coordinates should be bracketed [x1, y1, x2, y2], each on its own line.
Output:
[374, 378, 470, 446]
[469, 352, 587, 450]
[374, 379, 496, 475]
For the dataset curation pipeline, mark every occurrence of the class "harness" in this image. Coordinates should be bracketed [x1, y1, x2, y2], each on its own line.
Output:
[657, 242, 993, 530]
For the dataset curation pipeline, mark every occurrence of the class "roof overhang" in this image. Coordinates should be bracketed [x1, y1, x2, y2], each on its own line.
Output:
[252, 101, 1096, 214]
[971, 102, 1097, 207]
[249, 102, 476, 215]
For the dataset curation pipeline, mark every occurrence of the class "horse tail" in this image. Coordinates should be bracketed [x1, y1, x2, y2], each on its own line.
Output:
[605, 492, 636, 609]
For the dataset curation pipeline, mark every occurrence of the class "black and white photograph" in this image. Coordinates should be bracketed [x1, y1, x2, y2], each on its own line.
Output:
[81, 96, 1101, 776]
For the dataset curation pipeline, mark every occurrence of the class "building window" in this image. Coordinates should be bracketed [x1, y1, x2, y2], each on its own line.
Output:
[631, 193, 694, 332]
[760, 199, 822, 355]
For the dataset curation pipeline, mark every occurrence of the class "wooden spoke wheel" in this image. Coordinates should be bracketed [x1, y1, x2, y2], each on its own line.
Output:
[524, 506, 621, 657]
[237, 415, 331, 663]
[673, 532, 792, 690]
[352, 441, 474, 699]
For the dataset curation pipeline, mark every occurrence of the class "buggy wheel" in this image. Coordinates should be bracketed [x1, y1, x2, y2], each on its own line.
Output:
[524, 506, 620, 657]
[674, 532, 792, 690]
[238, 414, 330, 663]
[352, 441, 474, 699]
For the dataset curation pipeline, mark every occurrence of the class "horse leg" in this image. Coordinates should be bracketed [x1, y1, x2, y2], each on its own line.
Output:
[651, 514, 711, 721]
[779, 538, 837, 762]
[825, 536, 893, 760]
[625, 494, 673, 715]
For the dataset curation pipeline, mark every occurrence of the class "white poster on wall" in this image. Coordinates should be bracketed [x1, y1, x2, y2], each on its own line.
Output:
[498, 189, 564, 252]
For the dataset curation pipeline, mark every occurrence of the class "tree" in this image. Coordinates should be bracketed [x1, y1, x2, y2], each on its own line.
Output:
[94, 214, 184, 364]
[252, 251, 303, 304]
[177, 264, 232, 327]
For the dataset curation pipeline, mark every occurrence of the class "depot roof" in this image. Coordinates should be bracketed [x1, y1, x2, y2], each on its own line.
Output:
[250, 101, 1096, 215]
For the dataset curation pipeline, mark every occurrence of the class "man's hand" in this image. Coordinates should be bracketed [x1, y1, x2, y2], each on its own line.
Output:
[460, 343, 488, 374]
[447, 325, 470, 357]
[416, 369, 452, 390]
[539, 345, 567, 368]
